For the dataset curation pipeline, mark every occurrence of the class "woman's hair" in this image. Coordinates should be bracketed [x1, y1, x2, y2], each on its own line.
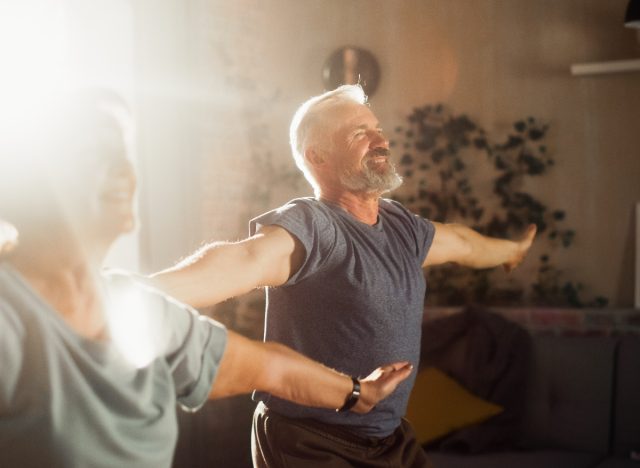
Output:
[0, 88, 131, 231]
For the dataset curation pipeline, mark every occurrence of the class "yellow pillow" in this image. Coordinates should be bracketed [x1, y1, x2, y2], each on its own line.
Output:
[405, 367, 503, 444]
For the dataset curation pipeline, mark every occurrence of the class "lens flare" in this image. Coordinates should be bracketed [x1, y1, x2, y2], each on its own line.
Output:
[106, 288, 159, 369]
[0, 220, 19, 255]
[0, 1, 71, 135]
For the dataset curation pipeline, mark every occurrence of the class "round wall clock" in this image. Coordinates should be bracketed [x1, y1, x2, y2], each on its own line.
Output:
[322, 46, 381, 97]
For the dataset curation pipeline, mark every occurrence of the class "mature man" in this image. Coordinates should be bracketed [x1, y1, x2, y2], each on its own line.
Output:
[153, 84, 536, 467]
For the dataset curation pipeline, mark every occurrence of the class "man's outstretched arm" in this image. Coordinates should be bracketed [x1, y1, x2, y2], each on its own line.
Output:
[149, 225, 303, 308]
[209, 330, 413, 414]
[424, 222, 536, 271]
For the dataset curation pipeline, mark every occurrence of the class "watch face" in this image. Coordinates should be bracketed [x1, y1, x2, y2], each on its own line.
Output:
[322, 46, 381, 97]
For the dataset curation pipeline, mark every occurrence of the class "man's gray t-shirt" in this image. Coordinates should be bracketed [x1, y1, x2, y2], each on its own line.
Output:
[0, 264, 227, 468]
[252, 197, 435, 437]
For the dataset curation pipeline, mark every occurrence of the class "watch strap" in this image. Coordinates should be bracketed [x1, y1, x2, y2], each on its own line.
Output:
[336, 376, 361, 412]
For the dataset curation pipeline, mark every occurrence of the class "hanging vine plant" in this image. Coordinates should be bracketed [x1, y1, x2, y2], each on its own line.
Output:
[391, 104, 607, 308]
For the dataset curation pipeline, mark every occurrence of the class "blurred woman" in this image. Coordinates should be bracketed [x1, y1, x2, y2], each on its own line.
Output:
[0, 90, 412, 468]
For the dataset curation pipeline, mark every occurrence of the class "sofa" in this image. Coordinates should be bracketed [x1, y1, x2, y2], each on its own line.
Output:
[416, 308, 640, 468]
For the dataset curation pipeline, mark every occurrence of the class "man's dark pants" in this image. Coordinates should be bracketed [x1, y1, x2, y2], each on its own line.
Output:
[252, 402, 433, 467]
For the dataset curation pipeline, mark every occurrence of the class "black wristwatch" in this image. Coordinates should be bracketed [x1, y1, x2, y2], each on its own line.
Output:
[336, 376, 361, 412]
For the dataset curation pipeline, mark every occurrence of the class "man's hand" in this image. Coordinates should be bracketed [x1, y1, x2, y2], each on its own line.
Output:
[503, 224, 537, 273]
[426, 222, 537, 270]
[353, 362, 414, 414]
[0, 220, 18, 256]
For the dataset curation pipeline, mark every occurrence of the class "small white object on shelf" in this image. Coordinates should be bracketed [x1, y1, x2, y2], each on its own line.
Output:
[570, 58, 640, 76]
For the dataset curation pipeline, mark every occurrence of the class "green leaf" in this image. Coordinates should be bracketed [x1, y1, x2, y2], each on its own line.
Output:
[400, 154, 414, 166]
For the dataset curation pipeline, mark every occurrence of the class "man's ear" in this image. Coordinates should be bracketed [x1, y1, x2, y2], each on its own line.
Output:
[305, 148, 325, 167]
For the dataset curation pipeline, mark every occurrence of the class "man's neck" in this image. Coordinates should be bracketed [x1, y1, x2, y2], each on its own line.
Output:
[319, 189, 381, 225]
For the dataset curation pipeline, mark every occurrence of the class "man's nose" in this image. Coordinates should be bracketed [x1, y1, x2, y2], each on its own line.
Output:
[370, 131, 389, 149]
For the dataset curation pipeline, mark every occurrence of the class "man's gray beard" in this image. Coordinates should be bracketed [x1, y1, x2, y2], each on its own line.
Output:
[340, 160, 403, 194]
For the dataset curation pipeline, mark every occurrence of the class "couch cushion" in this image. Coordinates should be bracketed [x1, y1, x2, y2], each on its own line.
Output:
[406, 367, 503, 444]
[594, 457, 640, 468]
[613, 336, 640, 457]
[426, 450, 604, 468]
[519, 336, 616, 453]
[420, 307, 531, 452]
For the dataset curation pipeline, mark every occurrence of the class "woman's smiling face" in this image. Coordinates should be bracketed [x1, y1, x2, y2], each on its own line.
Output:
[0, 91, 137, 259]
[10, 92, 140, 256]
[54, 112, 137, 246]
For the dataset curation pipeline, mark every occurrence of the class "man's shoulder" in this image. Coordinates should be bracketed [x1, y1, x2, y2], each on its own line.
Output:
[379, 198, 416, 217]
[271, 197, 325, 214]
[379, 198, 435, 236]
[251, 197, 335, 231]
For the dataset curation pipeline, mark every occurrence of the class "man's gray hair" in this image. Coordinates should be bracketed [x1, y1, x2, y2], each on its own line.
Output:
[289, 84, 367, 193]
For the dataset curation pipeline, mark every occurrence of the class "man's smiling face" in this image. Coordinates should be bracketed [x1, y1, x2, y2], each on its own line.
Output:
[321, 101, 402, 194]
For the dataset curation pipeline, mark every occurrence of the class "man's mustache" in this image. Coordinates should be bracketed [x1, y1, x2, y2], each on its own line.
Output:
[366, 148, 391, 158]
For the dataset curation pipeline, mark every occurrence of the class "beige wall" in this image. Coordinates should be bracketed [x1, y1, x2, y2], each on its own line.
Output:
[138, 0, 640, 306]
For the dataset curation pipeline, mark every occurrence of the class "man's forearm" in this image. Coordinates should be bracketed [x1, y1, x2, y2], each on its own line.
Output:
[453, 224, 520, 269]
[442, 223, 536, 271]
[257, 341, 357, 410]
[257, 342, 413, 413]
[426, 222, 535, 269]
[209, 331, 412, 414]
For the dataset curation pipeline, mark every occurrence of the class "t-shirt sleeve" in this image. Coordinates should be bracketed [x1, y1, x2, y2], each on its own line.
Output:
[413, 213, 435, 265]
[163, 303, 227, 411]
[249, 199, 335, 285]
[106, 273, 227, 412]
[384, 198, 436, 265]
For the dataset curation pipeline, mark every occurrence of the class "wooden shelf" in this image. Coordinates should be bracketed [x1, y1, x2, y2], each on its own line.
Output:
[571, 58, 640, 76]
